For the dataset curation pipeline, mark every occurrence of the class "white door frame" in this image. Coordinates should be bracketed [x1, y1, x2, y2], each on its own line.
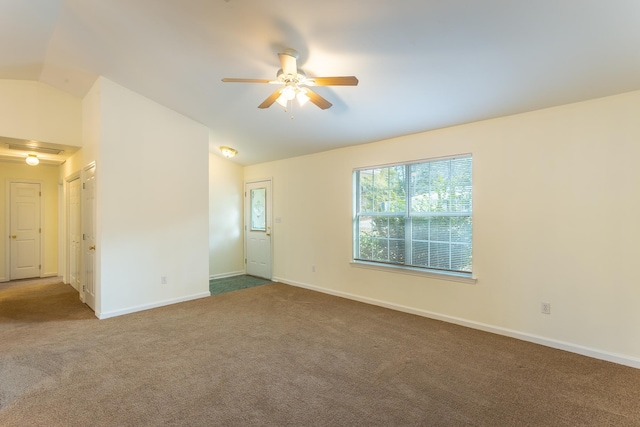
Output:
[4, 180, 45, 282]
[81, 162, 97, 310]
[244, 178, 273, 279]
[64, 172, 81, 291]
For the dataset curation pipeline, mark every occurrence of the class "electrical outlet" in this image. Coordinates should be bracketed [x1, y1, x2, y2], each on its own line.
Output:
[161, 276, 167, 285]
[541, 302, 551, 315]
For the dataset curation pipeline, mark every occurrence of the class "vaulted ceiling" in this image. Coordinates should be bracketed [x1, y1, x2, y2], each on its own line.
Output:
[2, 0, 640, 165]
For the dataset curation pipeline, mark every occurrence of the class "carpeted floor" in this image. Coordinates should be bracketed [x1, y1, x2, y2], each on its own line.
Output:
[209, 274, 272, 295]
[1, 279, 639, 426]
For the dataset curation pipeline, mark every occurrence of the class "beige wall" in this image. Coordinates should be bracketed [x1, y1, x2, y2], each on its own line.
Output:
[0, 161, 60, 281]
[245, 90, 640, 367]
[0, 80, 82, 146]
[4, 76, 638, 367]
[209, 151, 244, 278]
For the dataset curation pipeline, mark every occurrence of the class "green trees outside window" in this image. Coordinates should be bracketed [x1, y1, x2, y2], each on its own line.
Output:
[354, 155, 472, 273]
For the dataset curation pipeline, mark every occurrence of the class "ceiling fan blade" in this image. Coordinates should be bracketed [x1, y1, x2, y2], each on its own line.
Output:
[305, 88, 332, 110]
[222, 78, 272, 84]
[278, 52, 297, 76]
[258, 89, 282, 109]
[306, 76, 359, 86]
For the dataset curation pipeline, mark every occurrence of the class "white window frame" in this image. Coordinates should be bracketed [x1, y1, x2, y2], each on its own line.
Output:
[352, 154, 475, 283]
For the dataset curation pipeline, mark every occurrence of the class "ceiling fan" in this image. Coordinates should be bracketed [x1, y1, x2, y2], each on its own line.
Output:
[222, 48, 358, 110]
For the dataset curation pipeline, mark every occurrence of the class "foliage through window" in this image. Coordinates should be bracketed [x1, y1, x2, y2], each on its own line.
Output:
[353, 155, 472, 274]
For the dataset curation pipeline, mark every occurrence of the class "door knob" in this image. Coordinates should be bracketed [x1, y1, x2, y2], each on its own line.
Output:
[11, 235, 16, 239]
[89, 245, 96, 250]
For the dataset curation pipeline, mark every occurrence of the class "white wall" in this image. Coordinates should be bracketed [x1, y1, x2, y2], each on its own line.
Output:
[0, 80, 82, 146]
[58, 78, 102, 293]
[2, 76, 233, 316]
[245, 90, 640, 368]
[209, 151, 244, 278]
[94, 77, 210, 318]
[0, 79, 80, 283]
[58, 77, 102, 181]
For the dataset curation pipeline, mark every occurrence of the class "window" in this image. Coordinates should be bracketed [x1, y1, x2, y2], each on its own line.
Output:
[353, 155, 472, 275]
[250, 188, 266, 231]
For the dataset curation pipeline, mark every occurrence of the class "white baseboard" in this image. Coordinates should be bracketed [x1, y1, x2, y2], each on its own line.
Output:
[97, 291, 211, 320]
[0, 275, 61, 284]
[209, 270, 245, 280]
[43, 272, 58, 278]
[274, 276, 640, 370]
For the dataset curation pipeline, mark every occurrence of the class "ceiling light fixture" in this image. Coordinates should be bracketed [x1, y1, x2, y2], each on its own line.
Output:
[275, 94, 288, 108]
[296, 88, 310, 106]
[220, 146, 238, 158]
[26, 154, 39, 166]
[275, 82, 309, 110]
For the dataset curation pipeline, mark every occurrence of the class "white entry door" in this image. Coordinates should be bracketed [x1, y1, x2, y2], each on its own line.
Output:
[82, 164, 97, 310]
[10, 182, 41, 280]
[68, 178, 81, 291]
[245, 180, 272, 279]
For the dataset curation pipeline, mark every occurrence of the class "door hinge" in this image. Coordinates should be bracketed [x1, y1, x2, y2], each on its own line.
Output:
[245, 258, 247, 264]
[39, 191, 42, 196]
[82, 183, 86, 189]
[39, 264, 41, 270]
[83, 234, 86, 240]
[39, 228, 41, 233]
[83, 285, 86, 291]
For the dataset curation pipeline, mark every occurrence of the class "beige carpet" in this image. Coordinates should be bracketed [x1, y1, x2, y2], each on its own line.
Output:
[1, 279, 639, 426]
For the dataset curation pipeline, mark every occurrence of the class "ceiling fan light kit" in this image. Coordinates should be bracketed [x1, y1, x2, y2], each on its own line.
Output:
[296, 89, 310, 106]
[222, 49, 358, 111]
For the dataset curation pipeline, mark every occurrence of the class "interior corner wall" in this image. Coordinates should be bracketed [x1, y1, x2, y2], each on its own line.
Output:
[0, 161, 60, 281]
[0, 79, 82, 146]
[57, 78, 103, 292]
[208, 152, 244, 278]
[96, 78, 210, 318]
[59, 77, 102, 181]
[244, 90, 640, 367]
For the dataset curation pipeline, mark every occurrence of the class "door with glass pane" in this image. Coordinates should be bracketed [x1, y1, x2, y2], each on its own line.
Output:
[245, 180, 272, 279]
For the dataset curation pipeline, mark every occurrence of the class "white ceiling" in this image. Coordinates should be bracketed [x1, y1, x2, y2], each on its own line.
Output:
[2, 0, 640, 165]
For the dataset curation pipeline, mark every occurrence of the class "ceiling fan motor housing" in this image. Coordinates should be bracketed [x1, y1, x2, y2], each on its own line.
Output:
[277, 69, 306, 85]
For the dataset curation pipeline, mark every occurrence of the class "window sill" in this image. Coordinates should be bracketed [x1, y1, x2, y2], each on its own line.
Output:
[350, 260, 477, 285]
